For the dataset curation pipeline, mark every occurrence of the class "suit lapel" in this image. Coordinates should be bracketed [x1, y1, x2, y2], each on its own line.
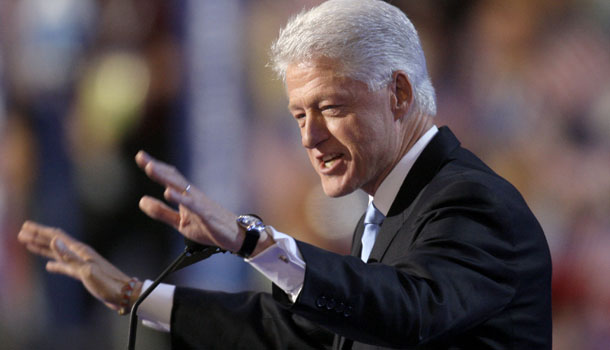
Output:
[367, 127, 461, 263]
[350, 215, 366, 257]
[367, 213, 405, 263]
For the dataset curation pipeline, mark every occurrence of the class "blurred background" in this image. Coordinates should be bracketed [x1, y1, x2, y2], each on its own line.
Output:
[0, 0, 609, 349]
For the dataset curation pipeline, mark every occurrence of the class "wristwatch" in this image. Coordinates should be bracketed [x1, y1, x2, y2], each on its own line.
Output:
[235, 214, 265, 258]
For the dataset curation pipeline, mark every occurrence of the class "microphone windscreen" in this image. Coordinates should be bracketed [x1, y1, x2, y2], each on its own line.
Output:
[172, 238, 226, 272]
[184, 237, 210, 252]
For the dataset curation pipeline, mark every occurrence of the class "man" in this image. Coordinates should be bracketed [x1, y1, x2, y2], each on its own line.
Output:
[18, 0, 552, 349]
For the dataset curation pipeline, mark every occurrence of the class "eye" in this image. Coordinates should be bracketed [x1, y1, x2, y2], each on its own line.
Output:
[292, 112, 306, 127]
[321, 104, 339, 110]
[320, 105, 342, 115]
[293, 113, 306, 126]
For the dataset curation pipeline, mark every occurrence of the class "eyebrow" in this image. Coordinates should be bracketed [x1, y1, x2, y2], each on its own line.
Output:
[287, 103, 300, 112]
[287, 89, 352, 112]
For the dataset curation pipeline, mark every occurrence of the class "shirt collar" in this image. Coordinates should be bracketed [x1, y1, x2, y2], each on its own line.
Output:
[369, 125, 439, 216]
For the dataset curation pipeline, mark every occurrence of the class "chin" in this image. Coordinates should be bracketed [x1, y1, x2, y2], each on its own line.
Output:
[320, 178, 358, 198]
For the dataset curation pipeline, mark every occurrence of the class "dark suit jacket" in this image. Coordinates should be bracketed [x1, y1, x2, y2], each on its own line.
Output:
[170, 127, 552, 349]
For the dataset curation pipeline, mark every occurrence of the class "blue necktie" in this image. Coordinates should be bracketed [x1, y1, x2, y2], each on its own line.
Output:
[361, 202, 384, 262]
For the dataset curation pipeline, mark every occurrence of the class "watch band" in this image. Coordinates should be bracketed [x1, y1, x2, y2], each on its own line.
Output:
[237, 229, 260, 258]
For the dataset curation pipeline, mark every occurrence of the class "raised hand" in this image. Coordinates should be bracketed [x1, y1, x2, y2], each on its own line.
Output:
[135, 150, 260, 253]
[18, 221, 141, 312]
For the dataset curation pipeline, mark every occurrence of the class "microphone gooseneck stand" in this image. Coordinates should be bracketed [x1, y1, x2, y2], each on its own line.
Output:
[127, 241, 225, 350]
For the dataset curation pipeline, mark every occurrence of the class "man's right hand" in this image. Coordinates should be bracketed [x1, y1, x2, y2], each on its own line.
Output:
[17, 221, 142, 313]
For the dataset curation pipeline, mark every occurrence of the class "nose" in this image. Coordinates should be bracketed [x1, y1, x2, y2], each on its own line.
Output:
[301, 112, 329, 149]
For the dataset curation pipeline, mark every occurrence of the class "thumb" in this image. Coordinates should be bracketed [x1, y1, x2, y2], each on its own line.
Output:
[46, 260, 81, 280]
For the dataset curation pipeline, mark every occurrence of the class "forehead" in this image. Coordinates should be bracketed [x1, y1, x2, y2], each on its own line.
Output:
[285, 60, 368, 109]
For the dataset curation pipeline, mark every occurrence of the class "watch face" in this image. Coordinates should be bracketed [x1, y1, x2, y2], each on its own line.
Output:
[237, 215, 262, 230]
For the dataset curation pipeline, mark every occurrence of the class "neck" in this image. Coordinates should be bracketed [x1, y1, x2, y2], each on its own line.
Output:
[363, 113, 433, 196]
[399, 113, 434, 159]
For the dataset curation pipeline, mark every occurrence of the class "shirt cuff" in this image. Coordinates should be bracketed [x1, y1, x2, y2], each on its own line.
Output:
[137, 280, 175, 332]
[246, 226, 305, 303]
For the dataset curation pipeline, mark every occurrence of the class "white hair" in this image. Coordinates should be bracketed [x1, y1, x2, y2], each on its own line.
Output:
[270, 0, 436, 116]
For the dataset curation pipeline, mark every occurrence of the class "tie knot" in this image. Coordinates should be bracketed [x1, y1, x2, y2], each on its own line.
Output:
[364, 202, 384, 226]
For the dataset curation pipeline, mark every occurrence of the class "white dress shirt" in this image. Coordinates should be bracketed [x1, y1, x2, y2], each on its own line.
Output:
[137, 125, 439, 332]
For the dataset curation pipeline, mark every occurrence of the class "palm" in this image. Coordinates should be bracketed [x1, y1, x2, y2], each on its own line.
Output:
[77, 249, 131, 309]
[177, 205, 211, 241]
[18, 222, 131, 311]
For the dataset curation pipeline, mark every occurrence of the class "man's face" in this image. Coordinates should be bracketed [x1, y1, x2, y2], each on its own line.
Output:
[286, 60, 403, 197]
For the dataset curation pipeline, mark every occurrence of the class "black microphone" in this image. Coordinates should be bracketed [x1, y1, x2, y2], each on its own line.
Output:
[127, 238, 226, 349]
[184, 237, 207, 251]
[176, 238, 226, 271]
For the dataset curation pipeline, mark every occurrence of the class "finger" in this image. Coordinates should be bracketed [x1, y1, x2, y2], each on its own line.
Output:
[164, 187, 196, 210]
[51, 237, 85, 264]
[46, 261, 81, 280]
[139, 196, 181, 229]
[19, 228, 51, 253]
[69, 242, 99, 262]
[147, 162, 189, 192]
[18, 221, 52, 245]
[135, 150, 153, 170]
[25, 243, 55, 259]
[19, 222, 71, 259]
[140, 157, 190, 193]
[19, 221, 72, 246]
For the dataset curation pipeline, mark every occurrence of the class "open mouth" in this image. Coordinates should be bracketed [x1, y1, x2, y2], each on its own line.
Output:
[321, 153, 343, 169]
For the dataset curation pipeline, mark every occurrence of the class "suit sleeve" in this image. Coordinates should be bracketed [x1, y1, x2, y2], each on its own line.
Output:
[170, 287, 334, 349]
[276, 180, 522, 348]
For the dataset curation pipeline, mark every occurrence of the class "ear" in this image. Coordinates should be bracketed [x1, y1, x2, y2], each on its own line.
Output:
[389, 71, 413, 120]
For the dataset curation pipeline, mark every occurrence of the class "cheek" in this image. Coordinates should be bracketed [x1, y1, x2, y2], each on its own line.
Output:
[327, 114, 388, 165]
[348, 126, 392, 178]
[345, 123, 382, 160]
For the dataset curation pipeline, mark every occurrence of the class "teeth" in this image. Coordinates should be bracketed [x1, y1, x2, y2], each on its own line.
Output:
[322, 154, 336, 162]
[321, 153, 342, 169]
